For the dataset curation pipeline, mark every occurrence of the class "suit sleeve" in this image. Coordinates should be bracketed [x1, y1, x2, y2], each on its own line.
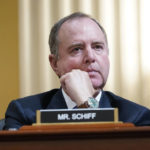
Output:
[134, 108, 150, 126]
[3, 100, 29, 130]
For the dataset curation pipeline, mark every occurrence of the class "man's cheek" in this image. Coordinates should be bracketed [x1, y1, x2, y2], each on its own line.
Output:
[59, 60, 82, 74]
[60, 66, 73, 75]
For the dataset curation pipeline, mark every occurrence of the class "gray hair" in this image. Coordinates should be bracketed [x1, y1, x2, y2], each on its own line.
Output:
[49, 12, 108, 58]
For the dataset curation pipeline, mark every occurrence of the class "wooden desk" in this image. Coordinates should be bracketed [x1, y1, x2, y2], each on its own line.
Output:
[0, 123, 150, 150]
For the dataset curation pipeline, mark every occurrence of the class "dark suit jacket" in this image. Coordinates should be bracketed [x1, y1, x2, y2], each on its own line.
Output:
[3, 89, 150, 130]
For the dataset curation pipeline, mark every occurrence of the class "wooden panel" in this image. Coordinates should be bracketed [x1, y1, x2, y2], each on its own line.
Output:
[0, 0, 19, 119]
[0, 123, 150, 150]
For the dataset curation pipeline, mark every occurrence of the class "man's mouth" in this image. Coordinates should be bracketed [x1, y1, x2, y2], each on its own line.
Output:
[87, 71, 99, 77]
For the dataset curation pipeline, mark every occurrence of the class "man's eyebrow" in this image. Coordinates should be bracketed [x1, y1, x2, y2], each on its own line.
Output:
[68, 43, 83, 49]
[67, 41, 105, 50]
[92, 41, 105, 45]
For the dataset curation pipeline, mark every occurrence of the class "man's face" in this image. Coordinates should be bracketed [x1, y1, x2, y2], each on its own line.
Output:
[51, 17, 110, 90]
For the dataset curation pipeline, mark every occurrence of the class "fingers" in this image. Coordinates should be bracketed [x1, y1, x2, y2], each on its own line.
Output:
[60, 69, 97, 106]
[60, 69, 89, 92]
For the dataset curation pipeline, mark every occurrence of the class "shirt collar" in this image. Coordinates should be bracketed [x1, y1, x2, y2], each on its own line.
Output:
[62, 88, 102, 109]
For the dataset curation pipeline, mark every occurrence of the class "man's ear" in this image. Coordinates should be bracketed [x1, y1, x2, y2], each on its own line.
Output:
[49, 54, 59, 76]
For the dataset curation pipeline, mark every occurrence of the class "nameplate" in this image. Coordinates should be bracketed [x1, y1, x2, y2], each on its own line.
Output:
[36, 108, 118, 124]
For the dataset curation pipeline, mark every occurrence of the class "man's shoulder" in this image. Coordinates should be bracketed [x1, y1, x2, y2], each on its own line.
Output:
[103, 91, 150, 126]
[4, 89, 60, 130]
[103, 91, 147, 110]
[11, 89, 60, 109]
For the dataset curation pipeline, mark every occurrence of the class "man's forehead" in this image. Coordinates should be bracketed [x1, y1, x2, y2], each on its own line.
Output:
[58, 17, 103, 38]
[61, 17, 99, 29]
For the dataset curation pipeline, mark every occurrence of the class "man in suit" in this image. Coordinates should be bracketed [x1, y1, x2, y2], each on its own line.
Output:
[4, 12, 150, 130]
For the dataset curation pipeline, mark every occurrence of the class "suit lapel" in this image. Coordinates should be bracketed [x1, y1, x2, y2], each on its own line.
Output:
[99, 91, 112, 108]
[46, 89, 68, 109]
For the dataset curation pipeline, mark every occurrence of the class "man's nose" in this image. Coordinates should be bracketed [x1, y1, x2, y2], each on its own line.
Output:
[83, 47, 95, 64]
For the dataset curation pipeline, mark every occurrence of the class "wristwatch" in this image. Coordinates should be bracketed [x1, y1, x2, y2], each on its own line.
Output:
[78, 97, 99, 108]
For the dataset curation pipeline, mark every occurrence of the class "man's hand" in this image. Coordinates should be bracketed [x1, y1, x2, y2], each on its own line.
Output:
[60, 69, 98, 106]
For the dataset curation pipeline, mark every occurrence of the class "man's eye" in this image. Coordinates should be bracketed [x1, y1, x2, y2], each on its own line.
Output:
[74, 47, 81, 51]
[72, 47, 81, 52]
[70, 47, 82, 56]
[94, 45, 103, 50]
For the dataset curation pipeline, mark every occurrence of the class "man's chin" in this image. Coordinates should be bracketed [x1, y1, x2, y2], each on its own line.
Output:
[92, 82, 105, 90]
[90, 74, 106, 89]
